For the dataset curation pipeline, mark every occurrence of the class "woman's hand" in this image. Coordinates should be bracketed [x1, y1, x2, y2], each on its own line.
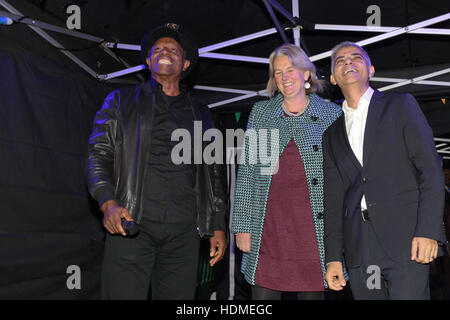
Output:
[236, 233, 251, 253]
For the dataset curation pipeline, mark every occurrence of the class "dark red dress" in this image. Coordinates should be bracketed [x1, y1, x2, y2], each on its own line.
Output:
[254, 139, 324, 292]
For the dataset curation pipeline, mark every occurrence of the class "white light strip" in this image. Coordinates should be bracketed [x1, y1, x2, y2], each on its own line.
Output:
[193, 85, 257, 95]
[357, 13, 450, 46]
[104, 42, 141, 51]
[199, 28, 278, 54]
[199, 52, 269, 64]
[99, 65, 146, 80]
[103, 28, 281, 54]
[379, 68, 450, 91]
[315, 24, 450, 35]
[370, 77, 407, 82]
[207, 89, 269, 108]
[292, 0, 300, 47]
[258, 89, 270, 97]
[3, 0, 448, 111]
[434, 139, 450, 159]
[417, 80, 450, 87]
[371, 77, 450, 87]
[208, 92, 259, 108]
[310, 13, 450, 62]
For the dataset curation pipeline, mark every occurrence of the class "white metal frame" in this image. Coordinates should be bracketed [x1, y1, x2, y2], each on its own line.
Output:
[435, 138, 450, 160]
[0, 0, 449, 110]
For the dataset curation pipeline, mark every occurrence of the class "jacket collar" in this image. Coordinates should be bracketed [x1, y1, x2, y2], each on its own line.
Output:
[362, 89, 386, 167]
[143, 78, 187, 95]
[264, 93, 327, 122]
[336, 89, 385, 169]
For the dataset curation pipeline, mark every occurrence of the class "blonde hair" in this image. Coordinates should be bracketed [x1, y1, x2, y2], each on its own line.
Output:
[266, 44, 324, 97]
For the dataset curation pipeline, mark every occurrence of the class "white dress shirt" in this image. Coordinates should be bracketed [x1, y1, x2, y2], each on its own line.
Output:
[342, 87, 374, 210]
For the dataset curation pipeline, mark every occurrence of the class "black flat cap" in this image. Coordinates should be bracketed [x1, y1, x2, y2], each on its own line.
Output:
[140, 23, 198, 79]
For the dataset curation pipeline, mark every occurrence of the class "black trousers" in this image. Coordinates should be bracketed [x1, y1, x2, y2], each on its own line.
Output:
[347, 219, 430, 300]
[101, 217, 200, 300]
[252, 285, 324, 300]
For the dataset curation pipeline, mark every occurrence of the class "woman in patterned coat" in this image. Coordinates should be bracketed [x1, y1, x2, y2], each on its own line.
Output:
[231, 44, 342, 300]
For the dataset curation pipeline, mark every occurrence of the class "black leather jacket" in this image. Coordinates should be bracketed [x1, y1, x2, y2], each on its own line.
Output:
[85, 80, 226, 236]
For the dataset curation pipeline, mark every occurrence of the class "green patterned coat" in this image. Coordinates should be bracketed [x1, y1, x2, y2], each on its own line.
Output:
[231, 93, 342, 288]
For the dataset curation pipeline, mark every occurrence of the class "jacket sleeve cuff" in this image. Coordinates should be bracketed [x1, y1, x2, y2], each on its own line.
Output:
[93, 186, 116, 211]
[231, 220, 252, 234]
[414, 221, 447, 244]
[213, 212, 226, 232]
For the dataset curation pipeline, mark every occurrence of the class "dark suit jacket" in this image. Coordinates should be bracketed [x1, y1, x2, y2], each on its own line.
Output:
[323, 90, 445, 268]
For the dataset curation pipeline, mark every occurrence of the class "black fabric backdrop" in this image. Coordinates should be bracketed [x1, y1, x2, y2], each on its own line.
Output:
[0, 43, 110, 298]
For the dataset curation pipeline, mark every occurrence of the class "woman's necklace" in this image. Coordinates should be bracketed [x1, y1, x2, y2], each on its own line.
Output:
[282, 97, 310, 117]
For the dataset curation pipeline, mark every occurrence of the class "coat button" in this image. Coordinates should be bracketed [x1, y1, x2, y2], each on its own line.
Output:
[313, 145, 319, 152]
[311, 116, 318, 121]
[362, 177, 368, 183]
[317, 212, 324, 219]
[312, 178, 318, 185]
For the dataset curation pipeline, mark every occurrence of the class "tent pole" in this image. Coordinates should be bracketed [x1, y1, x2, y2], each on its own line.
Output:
[199, 52, 269, 64]
[2, 0, 449, 103]
[292, 0, 300, 47]
[315, 23, 450, 35]
[0, 9, 103, 42]
[262, 0, 290, 43]
[193, 86, 259, 95]
[371, 77, 450, 87]
[309, 13, 450, 62]
[0, 1, 98, 78]
[208, 92, 260, 108]
[268, 0, 298, 25]
[0, 6, 143, 81]
[435, 138, 450, 160]
[99, 65, 146, 81]
[378, 67, 450, 91]
[198, 28, 278, 54]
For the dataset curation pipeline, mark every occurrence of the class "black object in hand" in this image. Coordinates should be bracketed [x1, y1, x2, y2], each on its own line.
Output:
[122, 219, 139, 236]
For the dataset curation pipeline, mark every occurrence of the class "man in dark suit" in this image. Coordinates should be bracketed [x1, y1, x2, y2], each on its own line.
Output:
[322, 41, 446, 299]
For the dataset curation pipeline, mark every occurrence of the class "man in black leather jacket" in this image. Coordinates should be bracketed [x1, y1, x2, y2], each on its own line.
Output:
[85, 23, 227, 299]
